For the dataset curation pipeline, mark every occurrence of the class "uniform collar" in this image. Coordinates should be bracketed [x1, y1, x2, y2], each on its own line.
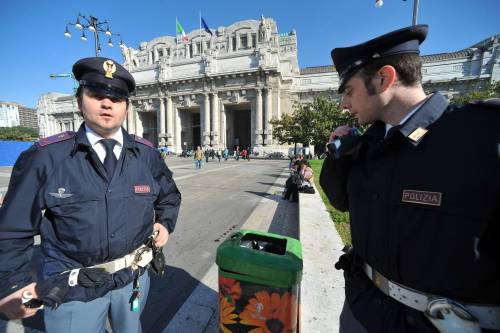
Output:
[74, 124, 135, 154]
[84, 125, 123, 148]
[362, 92, 449, 146]
[399, 92, 448, 145]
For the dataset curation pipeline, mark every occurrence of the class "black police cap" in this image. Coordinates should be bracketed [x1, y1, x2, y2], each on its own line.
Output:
[332, 25, 428, 93]
[72, 57, 135, 99]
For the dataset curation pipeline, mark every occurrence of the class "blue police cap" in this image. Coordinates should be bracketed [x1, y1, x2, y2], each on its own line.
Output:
[332, 25, 428, 93]
[72, 57, 135, 99]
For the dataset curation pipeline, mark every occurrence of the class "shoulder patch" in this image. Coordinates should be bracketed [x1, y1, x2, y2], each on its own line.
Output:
[132, 135, 154, 148]
[38, 131, 75, 147]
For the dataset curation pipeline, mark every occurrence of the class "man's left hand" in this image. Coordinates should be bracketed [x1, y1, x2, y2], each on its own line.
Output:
[153, 223, 169, 248]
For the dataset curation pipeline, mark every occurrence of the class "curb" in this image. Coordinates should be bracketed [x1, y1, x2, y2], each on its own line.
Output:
[299, 184, 345, 332]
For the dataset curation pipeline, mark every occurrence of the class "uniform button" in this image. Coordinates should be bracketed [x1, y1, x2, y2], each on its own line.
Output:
[371, 193, 379, 199]
[110, 233, 115, 238]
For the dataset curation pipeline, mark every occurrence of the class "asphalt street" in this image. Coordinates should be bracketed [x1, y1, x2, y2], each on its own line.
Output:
[0, 157, 291, 333]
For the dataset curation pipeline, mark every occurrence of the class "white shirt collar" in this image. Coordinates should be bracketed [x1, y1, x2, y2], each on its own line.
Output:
[85, 125, 123, 148]
[385, 99, 427, 135]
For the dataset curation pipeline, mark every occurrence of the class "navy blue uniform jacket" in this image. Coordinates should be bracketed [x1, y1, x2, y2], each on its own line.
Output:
[0, 125, 181, 300]
[320, 93, 500, 332]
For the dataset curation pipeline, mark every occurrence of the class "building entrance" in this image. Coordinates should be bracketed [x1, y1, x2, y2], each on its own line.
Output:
[139, 112, 157, 145]
[225, 104, 251, 150]
[179, 108, 201, 150]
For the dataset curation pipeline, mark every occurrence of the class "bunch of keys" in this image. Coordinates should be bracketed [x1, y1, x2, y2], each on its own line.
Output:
[130, 272, 140, 312]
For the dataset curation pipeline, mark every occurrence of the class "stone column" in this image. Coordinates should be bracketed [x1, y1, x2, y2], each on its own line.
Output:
[159, 97, 166, 145]
[255, 88, 263, 146]
[211, 92, 219, 147]
[135, 107, 143, 137]
[127, 103, 136, 134]
[264, 88, 273, 145]
[202, 93, 211, 146]
[166, 95, 173, 145]
[148, 51, 153, 64]
[175, 105, 182, 153]
[220, 103, 226, 148]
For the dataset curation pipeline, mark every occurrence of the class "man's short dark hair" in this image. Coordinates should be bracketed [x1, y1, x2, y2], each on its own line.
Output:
[358, 53, 423, 95]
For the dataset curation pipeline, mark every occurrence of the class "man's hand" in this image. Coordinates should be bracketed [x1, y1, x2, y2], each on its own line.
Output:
[329, 125, 352, 142]
[0, 283, 40, 319]
[153, 223, 169, 248]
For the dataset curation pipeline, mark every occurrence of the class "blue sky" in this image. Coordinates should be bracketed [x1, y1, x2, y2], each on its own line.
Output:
[1, 0, 498, 108]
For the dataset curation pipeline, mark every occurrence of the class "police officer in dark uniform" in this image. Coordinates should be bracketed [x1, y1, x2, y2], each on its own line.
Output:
[320, 25, 500, 332]
[0, 57, 181, 332]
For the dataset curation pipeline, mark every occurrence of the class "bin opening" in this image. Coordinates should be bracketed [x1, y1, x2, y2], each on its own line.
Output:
[239, 233, 287, 255]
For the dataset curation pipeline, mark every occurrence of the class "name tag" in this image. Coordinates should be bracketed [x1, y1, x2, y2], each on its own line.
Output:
[402, 190, 442, 207]
[134, 185, 151, 194]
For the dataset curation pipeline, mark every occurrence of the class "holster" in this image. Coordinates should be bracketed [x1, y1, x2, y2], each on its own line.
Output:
[334, 246, 363, 278]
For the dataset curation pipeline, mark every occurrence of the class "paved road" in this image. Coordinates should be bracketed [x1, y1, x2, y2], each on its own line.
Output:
[0, 157, 292, 332]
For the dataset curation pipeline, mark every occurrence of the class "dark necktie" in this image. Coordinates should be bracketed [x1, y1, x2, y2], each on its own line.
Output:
[101, 139, 118, 178]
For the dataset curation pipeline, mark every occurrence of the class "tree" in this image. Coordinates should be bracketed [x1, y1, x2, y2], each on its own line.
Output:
[0, 127, 39, 141]
[270, 97, 362, 155]
[451, 81, 500, 105]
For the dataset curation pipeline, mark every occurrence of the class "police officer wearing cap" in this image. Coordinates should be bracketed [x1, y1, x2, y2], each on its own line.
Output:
[320, 25, 500, 333]
[0, 57, 181, 332]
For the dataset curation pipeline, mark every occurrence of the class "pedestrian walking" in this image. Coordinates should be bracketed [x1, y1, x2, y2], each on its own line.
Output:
[194, 146, 203, 169]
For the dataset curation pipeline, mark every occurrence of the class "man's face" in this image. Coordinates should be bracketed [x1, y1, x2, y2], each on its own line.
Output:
[79, 88, 127, 138]
[340, 74, 382, 125]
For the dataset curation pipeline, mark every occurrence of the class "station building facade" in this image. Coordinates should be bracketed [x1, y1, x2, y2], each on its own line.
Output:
[37, 17, 500, 154]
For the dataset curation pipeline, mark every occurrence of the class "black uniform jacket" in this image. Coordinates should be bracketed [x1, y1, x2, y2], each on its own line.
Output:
[320, 93, 500, 332]
[0, 125, 181, 300]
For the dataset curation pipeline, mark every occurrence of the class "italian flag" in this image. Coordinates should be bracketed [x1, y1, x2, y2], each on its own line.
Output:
[176, 18, 188, 42]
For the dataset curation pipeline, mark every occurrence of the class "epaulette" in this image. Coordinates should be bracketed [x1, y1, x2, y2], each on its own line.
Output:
[38, 131, 75, 147]
[468, 98, 500, 109]
[131, 135, 154, 148]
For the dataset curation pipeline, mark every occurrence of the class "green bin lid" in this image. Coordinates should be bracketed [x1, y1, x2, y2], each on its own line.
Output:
[216, 229, 303, 288]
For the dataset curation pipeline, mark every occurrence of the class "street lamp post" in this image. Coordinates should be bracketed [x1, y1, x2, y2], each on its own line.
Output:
[375, 0, 420, 26]
[64, 14, 123, 56]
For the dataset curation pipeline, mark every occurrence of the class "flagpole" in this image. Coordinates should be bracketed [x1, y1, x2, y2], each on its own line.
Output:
[199, 12, 202, 55]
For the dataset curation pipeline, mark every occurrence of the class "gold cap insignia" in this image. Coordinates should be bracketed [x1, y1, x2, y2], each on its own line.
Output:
[408, 127, 428, 142]
[103, 60, 116, 79]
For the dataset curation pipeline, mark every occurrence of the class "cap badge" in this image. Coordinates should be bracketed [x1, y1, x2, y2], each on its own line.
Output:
[408, 127, 428, 143]
[103, 60, 116, 79]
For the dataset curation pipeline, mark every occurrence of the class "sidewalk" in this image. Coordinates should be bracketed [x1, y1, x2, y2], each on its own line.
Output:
[0, 166, 345, 333]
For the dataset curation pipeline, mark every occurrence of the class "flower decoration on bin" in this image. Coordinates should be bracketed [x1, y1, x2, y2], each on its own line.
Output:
[219, 295, 238, 333]
[219, 276, 242, 303]
[239, 291, 298, 333]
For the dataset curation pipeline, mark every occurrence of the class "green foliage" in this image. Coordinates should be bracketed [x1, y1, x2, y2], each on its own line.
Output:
[451, 81, 500, 105]
[309, 159, 351, 245]
[270, 97, 365, 150]
[0, 126, 39, 141]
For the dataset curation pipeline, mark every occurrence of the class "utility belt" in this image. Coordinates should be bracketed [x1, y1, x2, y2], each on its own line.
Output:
[67, 244, 154, 287]
[24, 232, 166, 311]
[363, 263, 500, 332]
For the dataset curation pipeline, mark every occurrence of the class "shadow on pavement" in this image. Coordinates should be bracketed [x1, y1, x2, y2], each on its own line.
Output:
[244, 191, 279, 202]
[267, 174, 288, 179]
[256, 182, 284, 188]
[267, 195, 300, 240]
[141, 265, 206, 333]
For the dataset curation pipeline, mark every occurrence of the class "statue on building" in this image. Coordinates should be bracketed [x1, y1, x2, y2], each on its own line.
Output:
[159, 56, 171, 80]
[120, 44, 138, 68]
[259, 15, 271, 43]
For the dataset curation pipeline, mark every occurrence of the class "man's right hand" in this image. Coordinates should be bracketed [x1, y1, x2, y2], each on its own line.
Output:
[0, 283, 40, 319]
[329, 125, 352, 142]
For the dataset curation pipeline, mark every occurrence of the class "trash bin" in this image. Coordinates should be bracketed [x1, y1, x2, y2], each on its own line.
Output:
[216, 229, 303, 333]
